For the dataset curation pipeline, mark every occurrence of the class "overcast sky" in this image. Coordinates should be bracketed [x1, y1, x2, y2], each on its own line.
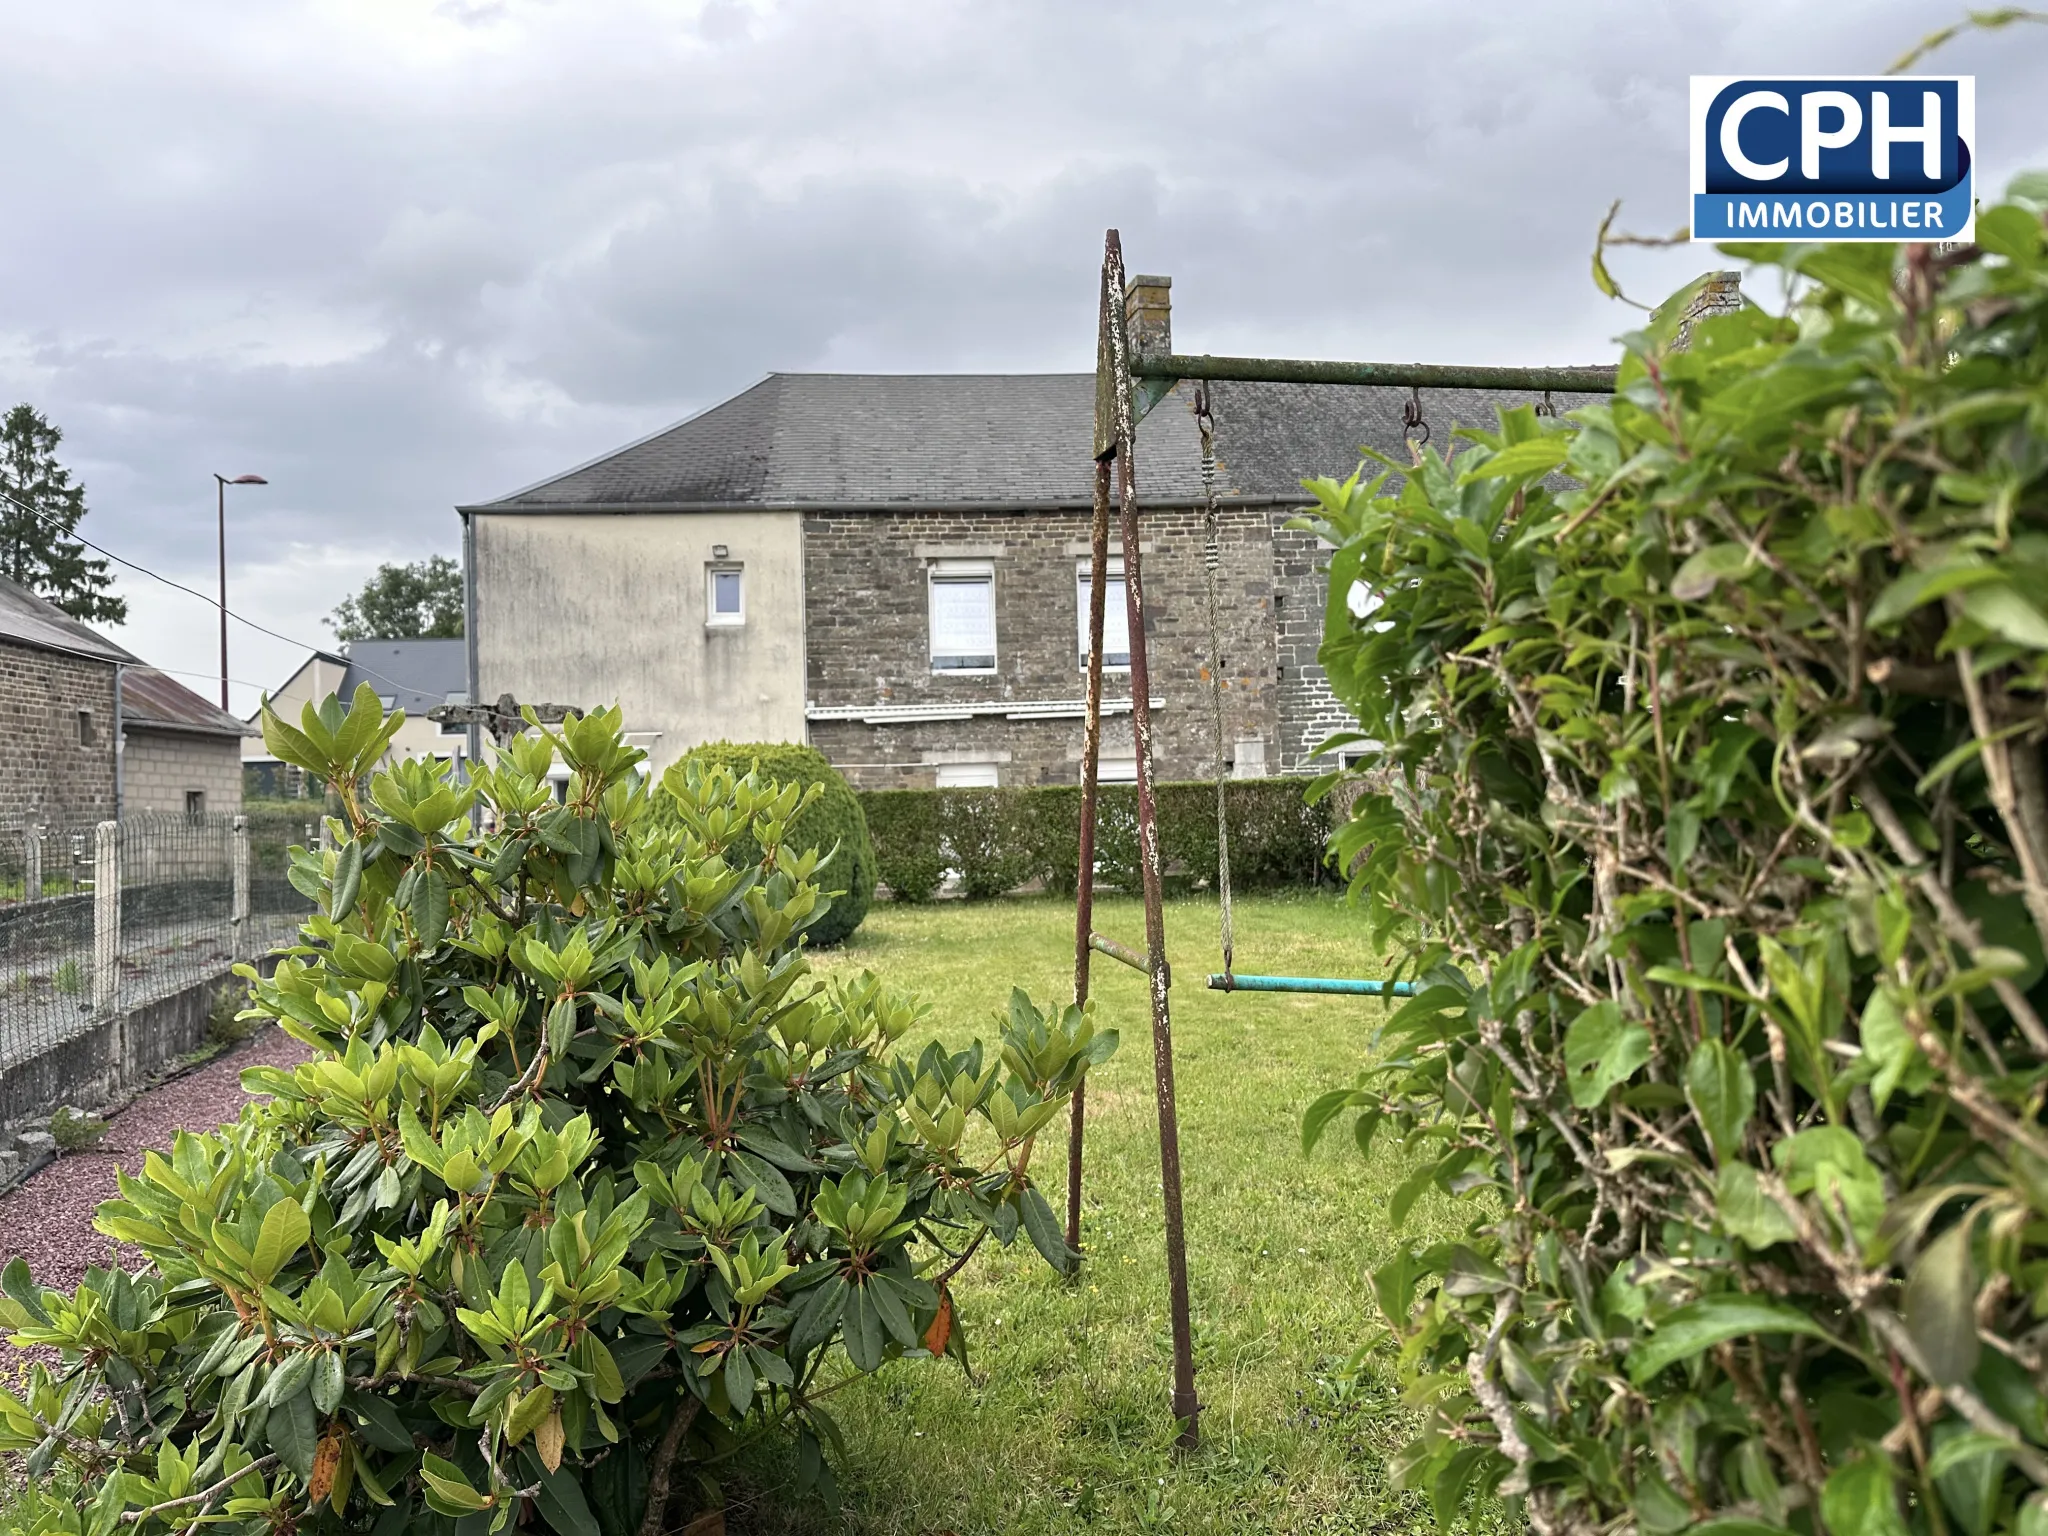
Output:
[2, 0, 2043, 716]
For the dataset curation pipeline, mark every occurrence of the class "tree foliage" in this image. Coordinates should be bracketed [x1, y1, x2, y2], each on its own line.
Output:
[0, 688, 1111, 1536]
[0, 403, 124, 624]
[329, 556, 464, 642]
[1307, 178, 2048, 1536]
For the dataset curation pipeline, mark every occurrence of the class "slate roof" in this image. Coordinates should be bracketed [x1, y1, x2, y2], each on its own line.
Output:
[0, 573, 131, 664]
[120, 668, 256, 738]
[464, 371, 1609, 514]
[337, 638, 468, 716]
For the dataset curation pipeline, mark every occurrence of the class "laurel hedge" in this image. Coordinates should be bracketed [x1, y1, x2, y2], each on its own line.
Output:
[1306, 180, 2048, 1536]
[859, 779, 1331, 901]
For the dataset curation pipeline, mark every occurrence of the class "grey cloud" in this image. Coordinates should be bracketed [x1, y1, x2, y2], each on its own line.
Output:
[0, 0, 2042, 712]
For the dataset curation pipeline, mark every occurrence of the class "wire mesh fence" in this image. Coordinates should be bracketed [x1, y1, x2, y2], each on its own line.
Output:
[0, 811, 319, 1076]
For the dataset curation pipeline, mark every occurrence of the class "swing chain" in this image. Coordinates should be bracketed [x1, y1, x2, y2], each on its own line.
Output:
[1192, 383, 1234, 980]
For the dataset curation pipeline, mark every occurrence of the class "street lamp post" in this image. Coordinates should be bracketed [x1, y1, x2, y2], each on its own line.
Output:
[214, 474, 268, 709]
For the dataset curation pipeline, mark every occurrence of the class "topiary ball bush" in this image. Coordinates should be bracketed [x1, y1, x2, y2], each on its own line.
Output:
[682, 742, 874, 947]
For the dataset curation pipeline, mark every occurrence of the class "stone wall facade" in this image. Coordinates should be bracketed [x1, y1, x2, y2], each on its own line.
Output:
[122, 730, 245, 817]
[0, 639, 116, 828]
[802, 503, 1318, 789]
[1271, 521, 1349, 773]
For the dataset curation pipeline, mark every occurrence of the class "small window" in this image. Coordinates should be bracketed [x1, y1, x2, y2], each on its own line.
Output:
[185, 790, 206, 816]
[1076, 558, 1131, 671]
[77, 709, 96, 746]
[935, 762, 1000, 789]
[929, 562, 996, 672]
[707, 565, 744, 626]
[1098, 757, 1139, 784]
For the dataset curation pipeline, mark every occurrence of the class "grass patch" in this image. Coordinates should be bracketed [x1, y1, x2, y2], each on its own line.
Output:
[728, 892, 1484, 1535]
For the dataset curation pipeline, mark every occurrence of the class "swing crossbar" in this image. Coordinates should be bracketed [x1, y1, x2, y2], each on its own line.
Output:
[1132, 352, 1617, 395]
[1207, 972, 1418, 997]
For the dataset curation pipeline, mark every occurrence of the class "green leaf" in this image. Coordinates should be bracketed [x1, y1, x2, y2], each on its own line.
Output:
[1715, 1163, 1797, 1249]
[1627, 1296, 1836, 1382]
[532, 1458, 601, 1536]
[329, 839, 364, 920]
[1867, 558, 2000, 627]
[1960, 583, 2048, 650]
[1670, 543, 1753, 601]
[1821, 1452, 1909, 1536]
[1017, 1185, 1074, 1276]
[1302, 1089, 1361, 1155]
[250, 1198, 312, 1285]
[1903, 1218, 1981, 1386]
[1685, 1039, 1755, 1161]
[267, 1385, 319, 1482]
[1564, 1002, 1652, 1108]
[410, 868, 450, 951]
[1, 1257, 50, 1324]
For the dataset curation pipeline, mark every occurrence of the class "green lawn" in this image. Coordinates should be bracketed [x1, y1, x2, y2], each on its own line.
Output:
[728, 892, 1479, 1535]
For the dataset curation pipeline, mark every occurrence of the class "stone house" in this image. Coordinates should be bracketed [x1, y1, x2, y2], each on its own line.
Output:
[459, 279, 1606, 789]
[243, 638, 471, 794]
[0, 574, 253, 826]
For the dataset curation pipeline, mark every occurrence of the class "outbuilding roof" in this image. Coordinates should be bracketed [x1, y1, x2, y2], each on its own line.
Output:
[120, 668, 257, 738]
[0, 573, 132, 664]
[460, 371, 1607, 515]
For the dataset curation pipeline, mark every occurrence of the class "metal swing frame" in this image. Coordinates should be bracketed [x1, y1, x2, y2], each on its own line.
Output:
[1066, 229, 1617, 1448]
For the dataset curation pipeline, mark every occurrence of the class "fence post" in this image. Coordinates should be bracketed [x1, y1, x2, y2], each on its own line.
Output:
[231, 814, 250, 960]
[22, 823, 40, 902]
[93, 820, 120, 1017]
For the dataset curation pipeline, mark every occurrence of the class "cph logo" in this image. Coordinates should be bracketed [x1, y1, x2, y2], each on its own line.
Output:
[1690, 76, 1975, 242]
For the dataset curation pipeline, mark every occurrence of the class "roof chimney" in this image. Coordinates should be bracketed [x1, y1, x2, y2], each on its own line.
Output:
[1126, 274, 1171, 361]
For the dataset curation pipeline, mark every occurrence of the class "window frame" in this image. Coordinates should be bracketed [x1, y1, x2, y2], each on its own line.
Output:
[1075, 556, 1131, 672]
[184, 789, 206, 817]
[706, 563, 746, 628]
[927, 560, 997, 674]
[934, 762, 1001, 789]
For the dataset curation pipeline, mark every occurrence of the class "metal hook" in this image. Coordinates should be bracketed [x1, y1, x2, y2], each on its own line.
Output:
[1535, 389, 1557, 418]
[1401, 386, 1430, 446]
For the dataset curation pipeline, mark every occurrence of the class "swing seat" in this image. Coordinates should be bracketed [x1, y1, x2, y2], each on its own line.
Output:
[1206, 972, 1417, 997]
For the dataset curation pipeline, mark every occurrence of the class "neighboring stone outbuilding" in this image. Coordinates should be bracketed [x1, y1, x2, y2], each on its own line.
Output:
[0, 574, 253, 824]
[459, 278, 1608, 789]
[0, 575, 121, 827]
[118, 666, 255, 816]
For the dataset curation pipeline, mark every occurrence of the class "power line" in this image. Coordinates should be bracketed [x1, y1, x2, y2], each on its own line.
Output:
[0, 482, 424, 701]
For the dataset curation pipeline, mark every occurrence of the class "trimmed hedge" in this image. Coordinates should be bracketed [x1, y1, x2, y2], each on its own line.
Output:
[682, 741, 875, 945]
[860, 779, 1330, 900]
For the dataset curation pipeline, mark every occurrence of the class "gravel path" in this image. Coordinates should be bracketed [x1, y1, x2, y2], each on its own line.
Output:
[0, 1026, 310, 1377]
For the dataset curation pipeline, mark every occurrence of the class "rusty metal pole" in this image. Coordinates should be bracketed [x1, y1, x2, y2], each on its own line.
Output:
[1066, 454, 1113, 1259]
[1103, 228, 1200, 1449]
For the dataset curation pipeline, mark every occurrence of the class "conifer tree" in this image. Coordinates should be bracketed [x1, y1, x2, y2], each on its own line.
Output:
[0, 403, 124, 623]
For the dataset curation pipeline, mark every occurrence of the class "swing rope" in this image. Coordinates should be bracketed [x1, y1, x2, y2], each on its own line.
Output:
[1193, 383, 1417, 1002]
[1194, 384, 1234, 983]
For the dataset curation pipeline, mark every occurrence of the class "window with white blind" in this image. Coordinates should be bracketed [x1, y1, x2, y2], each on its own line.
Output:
[935, 762, 1000, 788]
[707, 565, 744, 626]
[929, 562, 996, 671]
[1076, 558, 1130, 670]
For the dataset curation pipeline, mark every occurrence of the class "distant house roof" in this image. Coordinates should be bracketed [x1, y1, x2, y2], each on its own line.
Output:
[0, 573, 132, 664]
[459, 371, 1609, 515]
[120, 667, 257, 738]
[336, 638, 468, 718]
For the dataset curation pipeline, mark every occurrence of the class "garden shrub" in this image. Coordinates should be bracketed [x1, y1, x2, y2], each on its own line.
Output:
[861, 790, 946, 903]
[1305, 180, 2048, 1536]
[0, 690, 1112, 1536]
[854, 780, 1330, 900]
[681, 742, 874, 947]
